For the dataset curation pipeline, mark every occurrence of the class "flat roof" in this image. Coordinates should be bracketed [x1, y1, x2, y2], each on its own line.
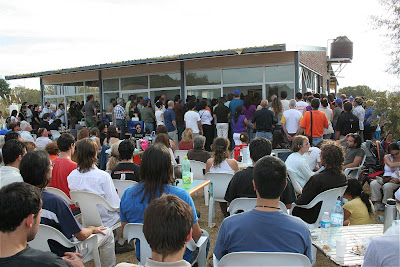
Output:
[6, 43, 326, 80]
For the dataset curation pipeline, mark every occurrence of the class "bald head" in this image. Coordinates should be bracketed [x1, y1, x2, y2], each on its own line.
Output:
[167, 100, 174, 108]
[261, 99, 268, 108]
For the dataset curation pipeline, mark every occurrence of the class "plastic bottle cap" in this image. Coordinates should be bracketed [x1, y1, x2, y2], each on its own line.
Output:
[324, 212, 329, 215]
[184, 156, 188, 159]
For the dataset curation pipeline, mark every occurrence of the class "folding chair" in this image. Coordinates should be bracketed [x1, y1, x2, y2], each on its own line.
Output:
[228, 198, 288, 215]
[204, 172, 234, 227]
[174, 150, 188, 163]
[214, 252, 311, 267]
[46, 187, 81, 220]
[69, 191, 121, 231]
[112, 179, 137, 199]
[29, 224, 101, 266]
[344, 154, 367, 178]
[189, 160, 209, 206]
[287, 170, 303, 195]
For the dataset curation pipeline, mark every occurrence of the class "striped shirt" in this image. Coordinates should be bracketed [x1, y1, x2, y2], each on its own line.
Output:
[114, 104, 126, 120]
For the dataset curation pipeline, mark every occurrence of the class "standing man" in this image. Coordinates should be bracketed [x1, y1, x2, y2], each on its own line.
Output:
[114, 98, 126, 139]
[335, 102, 359, 141]
[40, 102, 52, 118]
[81, 95, 97, 129]
[141, 98, 155, 134]
[281, 99, 303, 142]
[173, 95, 185, 141]
[0, 139, 26, 188]
[295, 92, 308, 114]
[297, 98, 328, 146]
[352, 98, 365, 141]
[252, 100, 275, 140]
[164, 100, 178, 143]
[184, 101, 202, 137]
[55, 103, 65, 125]
[280, 91, 290, 111]
[229, 89, 243, 115]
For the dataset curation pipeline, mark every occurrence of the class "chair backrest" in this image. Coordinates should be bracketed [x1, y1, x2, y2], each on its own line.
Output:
[307, 186, 348, 227]
[279, 201, 288, 214]
[69, 190, 119, 227]
[204, 172, 234, 202]
[272, 149, 292, 162]
[50, 130, 61, 141]
[287, 170, 303, 195]
[217, 252, 311, 267]
[228, 198, 257, 215]
[46, 187, 73, 205]
[123, 223, 151, 265]
[112, 179, 137, 199]
[174, 150, 188, 163]
[189, 160, 206, 180]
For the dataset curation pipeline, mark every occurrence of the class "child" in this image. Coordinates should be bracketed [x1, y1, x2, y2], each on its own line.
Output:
[90, 127, 102, 150]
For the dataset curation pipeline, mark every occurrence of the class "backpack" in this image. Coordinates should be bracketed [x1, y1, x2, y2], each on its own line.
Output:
[362, 140, 384, 169]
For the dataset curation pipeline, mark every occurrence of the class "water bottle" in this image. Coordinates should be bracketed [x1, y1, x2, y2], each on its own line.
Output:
[321, 211, 331, 245]
[330, 200, 344, 246]
[182, 156, 191, 189]
[384, 198, 397, 233]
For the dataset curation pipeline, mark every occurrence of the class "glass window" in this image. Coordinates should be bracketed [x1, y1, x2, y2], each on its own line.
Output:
[121, 76, 148, 90]
[150, 73, 180, 88]
[44, 97, 64, 110]
[149, 89, 180, 103]
[266, 83, 295, 101]
[104, 92, 119, 112]
[186, 70, 221, 86]
[265, 65, 294, 83]
[223, 67, 263, 84]
[66, 95, 84, 109]
[44, 85, 57, 96]
[103, 79, 119, 92]
[187, 88, 221, 105]
[64, 82, 84, 95]
[223, 85, 262, 100]
[86, 81, 99, 93]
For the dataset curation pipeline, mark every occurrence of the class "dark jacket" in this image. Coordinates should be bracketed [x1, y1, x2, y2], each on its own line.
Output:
[292, 168, 347, 224]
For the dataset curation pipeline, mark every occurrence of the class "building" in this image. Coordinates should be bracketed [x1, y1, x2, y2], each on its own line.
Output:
[6, 43, 338, 113]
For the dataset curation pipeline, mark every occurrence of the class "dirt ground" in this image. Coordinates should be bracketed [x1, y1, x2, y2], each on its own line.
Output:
[86, 183, 382, 267]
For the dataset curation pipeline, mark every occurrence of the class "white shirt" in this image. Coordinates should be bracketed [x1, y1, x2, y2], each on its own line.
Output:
[40, 107, 52, 118]
[26, 108, 33, 123]
[35, 136, 53, 150]
[199, 110, 213, 125]
[285, 152, 314, 188]
[296, 101, 308, 113]
[281, 99, 290, 111]
[155, 110, 164, 126]
[304, 147, 321, 171]
[282, 109, 302, 134]
[184, 110, 201, 134]
[67, 167, 120, 228]
[21, 131, 35, 142]
[55, 109, 65, 123]
[0, 166, 23, 188]
[10, 116, 18, 123]
[352, 105, 365, 131]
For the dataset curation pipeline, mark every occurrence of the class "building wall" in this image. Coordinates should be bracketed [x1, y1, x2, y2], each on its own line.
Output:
[299, 51, 329, 93]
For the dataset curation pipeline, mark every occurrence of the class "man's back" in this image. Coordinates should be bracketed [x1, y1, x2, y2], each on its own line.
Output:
[300, 110, 328, 137]
[282, 109, 302, 134]
[214, 210, 312, 262]
[336, 113, 359, 135]
[0, 246, 68, 267]
[229, 99, 243, 114]
[50, 157, 77, 210]
[111, 162, 140, 182]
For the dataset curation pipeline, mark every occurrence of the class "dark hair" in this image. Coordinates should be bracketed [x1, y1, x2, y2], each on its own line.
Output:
[4, 131, 20, 142]
[37, 128, 46, 137]
[187, 101, 196, 111]
[239, 132, 249, 143]
[2, 139, 26, 165]
[211, 137, 230, 167]
[295, 92, 303, 100]
[344, 102, 353, 112]
[90, 127, 100, 137]
[345, 179, 373, 214]
[86, 94, 93, 101]
[0, 182, 42, 232]
[233, 105, 243, 123]
[98, 122, 109, 133]
[272, 130, 285, 149]
[57, 133, 75, 152]
[20, 150, 51, 189]
[311, 98, 320, 109]
[42, 113, 50, 120]
[321, 99, 328, 108]
[45, 142, 59, 155]
[11, 110, 18, 117]
[388, 143, 400, 153]
[106, 125, 119, 141]
[243, 95, 252, 109]
[253, 156, 287, 199]
[118, 139, 135, 160]
[77, 127, 90, 140]
[249, 137, 272, 162]
[143, 195, 193, 257]
[320, 141, 345, 171]
[76, 138, 97, 173]
[271, 97, 283, 114]
[8, 122, 20, 131]
[156, 125, 168, 135]
[280, 91, 288, 99]
[349, 134, 362, 148]
[155, 133, 170, 148]
[155, 101, 162, 109]
[138, 144, 174, 203]
[199, 100, 207, 110]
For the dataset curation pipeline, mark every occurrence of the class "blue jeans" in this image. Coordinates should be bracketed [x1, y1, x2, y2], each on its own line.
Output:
[311, 136, 323, 146]
[255, 131, 272, 140]
[145, 122, 155, 134]
[177, 124, 185, 141]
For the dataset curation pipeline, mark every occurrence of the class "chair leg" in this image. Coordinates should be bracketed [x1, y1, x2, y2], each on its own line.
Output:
[208, 198, 214, 228]
[204, 185, 209, 206]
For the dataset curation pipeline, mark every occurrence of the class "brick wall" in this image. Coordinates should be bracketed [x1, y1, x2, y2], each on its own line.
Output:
[299, 51, 329, 93]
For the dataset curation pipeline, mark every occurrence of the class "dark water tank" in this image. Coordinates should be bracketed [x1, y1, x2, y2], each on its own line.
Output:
[330, 36, 353, 59]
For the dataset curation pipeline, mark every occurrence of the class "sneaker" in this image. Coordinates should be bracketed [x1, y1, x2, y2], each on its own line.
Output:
[115, 240, 134, 254]
[374, 203, 384, 211]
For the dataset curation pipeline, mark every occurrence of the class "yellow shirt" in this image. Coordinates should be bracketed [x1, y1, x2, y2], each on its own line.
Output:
[343, 197, 375, 225]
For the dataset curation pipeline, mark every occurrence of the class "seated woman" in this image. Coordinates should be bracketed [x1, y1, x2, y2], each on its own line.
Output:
[106, 142, 120, 172]
[155, 133, 177, 166]
[90, 128, 102, 150]
[119, 143, 205, 263]
[187, 135, 211, 163]
[285, 135, 314, 188]
[178, 128, 194, 150]
[45, 142, 60, 161]
[343, 179, 375, 226]
[77, 127, 90, 140]
[67, 138, 120, 228]
[206, 137, 239, 217]
[272, 129, 289, 149]
[103, 125, 119, 146]
[292, 141, 347, 224]
[370, 142, 400, 211]
[156, 125, 176, 151]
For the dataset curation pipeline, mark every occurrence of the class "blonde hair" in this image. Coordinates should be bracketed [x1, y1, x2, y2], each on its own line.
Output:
[181, 128, 193, 142]
[106, 142, 120, 171]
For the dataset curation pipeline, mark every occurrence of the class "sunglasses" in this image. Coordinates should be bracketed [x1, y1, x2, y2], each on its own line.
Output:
[391, 151, 400, 157]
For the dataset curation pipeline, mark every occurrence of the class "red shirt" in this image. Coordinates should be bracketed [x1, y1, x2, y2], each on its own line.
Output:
[50, 157, 78, 210]
[178, 141, 194, 150]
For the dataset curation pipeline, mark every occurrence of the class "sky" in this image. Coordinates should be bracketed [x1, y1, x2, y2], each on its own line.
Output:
[0, 0, 399, 92]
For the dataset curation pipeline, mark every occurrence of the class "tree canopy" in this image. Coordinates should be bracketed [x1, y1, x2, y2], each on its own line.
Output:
[0, 78, 11, 97]
[338, 85, 377, 97]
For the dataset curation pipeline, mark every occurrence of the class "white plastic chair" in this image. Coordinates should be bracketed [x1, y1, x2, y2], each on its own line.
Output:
[69, 191, 121, 231]
[189, 160, 209, 206]
[123, 223, 209, 267]
[292, 185, 348, 229]
[344, 154, 367, 178]
[204, 172, 234, 227]
[29, 224, 101, 266]
[174, 150, 188, 163]
[112, 179, 137, 199]
[46, 187, 81, 220]
[228, 198, 288, 215]
[214, 252, 311, 267]
[50, 130, 61, 141]
[287, 169, 303, 195]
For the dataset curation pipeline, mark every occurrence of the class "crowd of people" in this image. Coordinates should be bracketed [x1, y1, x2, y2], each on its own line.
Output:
[0, 89, 399, 267]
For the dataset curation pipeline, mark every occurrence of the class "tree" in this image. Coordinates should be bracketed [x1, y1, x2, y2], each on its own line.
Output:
[0, 78, 11, 97]
[12, 86, 41, 105]
[338, 85, 375, 97]
[372, 91, 400, 140]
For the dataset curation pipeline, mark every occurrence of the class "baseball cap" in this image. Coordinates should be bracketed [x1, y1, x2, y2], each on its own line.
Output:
[349, 97, 355, 101]
[335, 99, 342, 104]
[234, 89, 240, 95]
[144, 97, 151, 101]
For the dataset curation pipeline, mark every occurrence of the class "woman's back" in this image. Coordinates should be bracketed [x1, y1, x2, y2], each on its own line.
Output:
[209, 158, 235, 174]
[342, 198, 375, 225]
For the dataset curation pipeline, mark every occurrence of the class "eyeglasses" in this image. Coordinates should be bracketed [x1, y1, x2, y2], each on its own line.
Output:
[391, 152, 400, 157]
